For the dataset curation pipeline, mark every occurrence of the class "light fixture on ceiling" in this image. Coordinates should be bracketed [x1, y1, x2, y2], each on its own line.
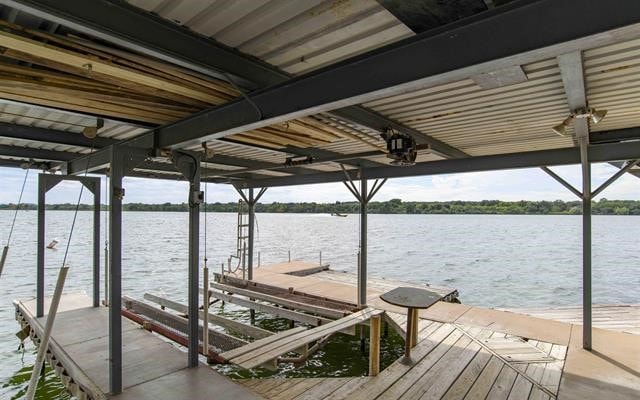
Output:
[552, 116, 574, 136]
[381, 128, 417, 166]
[551, 107, 607, 136]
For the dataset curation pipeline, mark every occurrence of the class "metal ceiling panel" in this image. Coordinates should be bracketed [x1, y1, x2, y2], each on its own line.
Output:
[126, 0, 412, 75]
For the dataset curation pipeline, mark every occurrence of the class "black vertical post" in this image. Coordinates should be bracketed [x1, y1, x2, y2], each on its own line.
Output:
[247, 188, 255, 281]
[93, 183, 101, 308]
[36, 175, 46, 317]
[109, 149, 123, 394]
[580, 137, 592, 350]
[187, 159, 201, 367]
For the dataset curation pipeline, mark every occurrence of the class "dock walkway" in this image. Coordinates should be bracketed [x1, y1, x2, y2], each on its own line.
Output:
[14, 262, 640, 400]
[502, 304, 640, 335]
[227, 262, 640, 400]
[239, 309, 640, 400]
[14, 293, 260, 400]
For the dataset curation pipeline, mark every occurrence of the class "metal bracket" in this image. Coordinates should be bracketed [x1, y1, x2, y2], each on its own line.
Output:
[190, 190, 204, 205]
[114, 187, 125, 200]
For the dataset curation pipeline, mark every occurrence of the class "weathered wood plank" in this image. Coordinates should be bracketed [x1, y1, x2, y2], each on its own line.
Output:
[416, 329, 494, 400]
[464, 357, 505, 400]
[212, 282, 348, 319]
[486, 366, 519, 400]
[220, 327, 307, 361]
[204, 288, 331, 326]
[144, 292, 272, 339]
[441, 346, 493, 400]
[232, 309, 384, 369]
[292, 378, 354, 400]
[345, 323, 452, 400]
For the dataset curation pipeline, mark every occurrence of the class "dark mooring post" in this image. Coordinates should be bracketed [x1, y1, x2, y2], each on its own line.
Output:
[93, 182, 101, 308]
[36, 176, 46, 317]
[580, 136, 592, 350]
[109, 149, 123, 394]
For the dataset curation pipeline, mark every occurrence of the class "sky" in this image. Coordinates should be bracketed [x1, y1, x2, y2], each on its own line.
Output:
[0, 163, 638, 205]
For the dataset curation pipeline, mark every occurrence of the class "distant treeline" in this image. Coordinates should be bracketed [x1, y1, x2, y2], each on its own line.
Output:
[1, 199, 639, 215]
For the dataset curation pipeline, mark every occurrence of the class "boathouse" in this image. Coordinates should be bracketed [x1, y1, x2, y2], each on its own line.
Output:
[1, 1, 639, 399]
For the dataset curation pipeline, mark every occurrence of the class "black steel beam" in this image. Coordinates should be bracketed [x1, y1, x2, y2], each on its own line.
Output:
[0, 121, 116, 148]
[236, 135, 640, 188]
[5, 0, 466, 160]
[328, 108, 467, 158]
[591, 127, 640, 144]
[145, 0, 640, 149]
[0, 157, 51, 169]
[0, 144, 80, 161]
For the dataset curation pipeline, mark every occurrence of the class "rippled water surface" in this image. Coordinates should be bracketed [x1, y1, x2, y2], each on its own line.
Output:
[1, 211, 639, 398]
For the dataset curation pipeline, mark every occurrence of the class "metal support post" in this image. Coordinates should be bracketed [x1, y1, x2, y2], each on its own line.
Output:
[359, 177, 368, 308]
[579, 136, 592, 350]
[187, 163, 201, 367]
[247, 188, 255, 281]
[172, 150, 202, 368]
[93, 183, 101, 308]
[36, 177, 46, 317]
[109, 149, 123, 394]
[341, 166, 386, 309]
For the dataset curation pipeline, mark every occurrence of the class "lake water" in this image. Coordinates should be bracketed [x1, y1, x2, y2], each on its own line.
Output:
[1, 211, 639, 398]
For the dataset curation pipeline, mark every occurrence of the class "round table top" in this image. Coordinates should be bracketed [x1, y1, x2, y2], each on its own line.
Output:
[379, 287, 443, 309]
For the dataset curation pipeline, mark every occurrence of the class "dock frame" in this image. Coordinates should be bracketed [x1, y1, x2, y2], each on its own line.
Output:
[36, 173, 101, 317]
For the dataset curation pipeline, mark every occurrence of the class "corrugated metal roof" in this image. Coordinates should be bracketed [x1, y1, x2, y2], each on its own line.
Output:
[584, 37, 640, 134]
[1, 2, 640, 185]
[363, 58, 574, 156]
[126, 0, 413, 75]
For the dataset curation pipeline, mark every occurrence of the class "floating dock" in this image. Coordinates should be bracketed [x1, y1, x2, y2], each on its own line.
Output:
[14, 262, 640, 400]
[14, 293, 260, 400]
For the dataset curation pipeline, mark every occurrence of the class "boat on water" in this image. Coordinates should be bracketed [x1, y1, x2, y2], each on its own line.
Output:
[330, 212, 348, 217]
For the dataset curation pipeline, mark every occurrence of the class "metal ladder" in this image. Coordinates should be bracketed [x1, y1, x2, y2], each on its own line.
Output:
[235, 199, 249, 267]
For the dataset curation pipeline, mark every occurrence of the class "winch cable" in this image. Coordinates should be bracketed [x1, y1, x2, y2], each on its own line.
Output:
[103, 173, 109, 305]
[203, 180, 208, 271]
[1, 161, 31, 279]
[25, 148, 93, 400]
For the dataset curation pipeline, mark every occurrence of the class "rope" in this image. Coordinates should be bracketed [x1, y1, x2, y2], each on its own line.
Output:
[61, 150, 93, 267]
[6, 165, 30, 247]
[203, 181, 208, 268]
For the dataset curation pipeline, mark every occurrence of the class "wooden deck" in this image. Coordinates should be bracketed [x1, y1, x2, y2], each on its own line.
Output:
[14, 292, 260, 400]
[226, 261, 459, 306]
[14, 262, 640, 400]
[238, 312, 640, 400]
[501, 305, 640, 335]
[225, 262, 640, 400]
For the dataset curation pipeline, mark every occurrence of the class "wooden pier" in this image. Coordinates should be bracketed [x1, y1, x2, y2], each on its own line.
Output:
[14, 293, 260, 400]
[13, 262, 640, 400]
[502, 305, 640, 335]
